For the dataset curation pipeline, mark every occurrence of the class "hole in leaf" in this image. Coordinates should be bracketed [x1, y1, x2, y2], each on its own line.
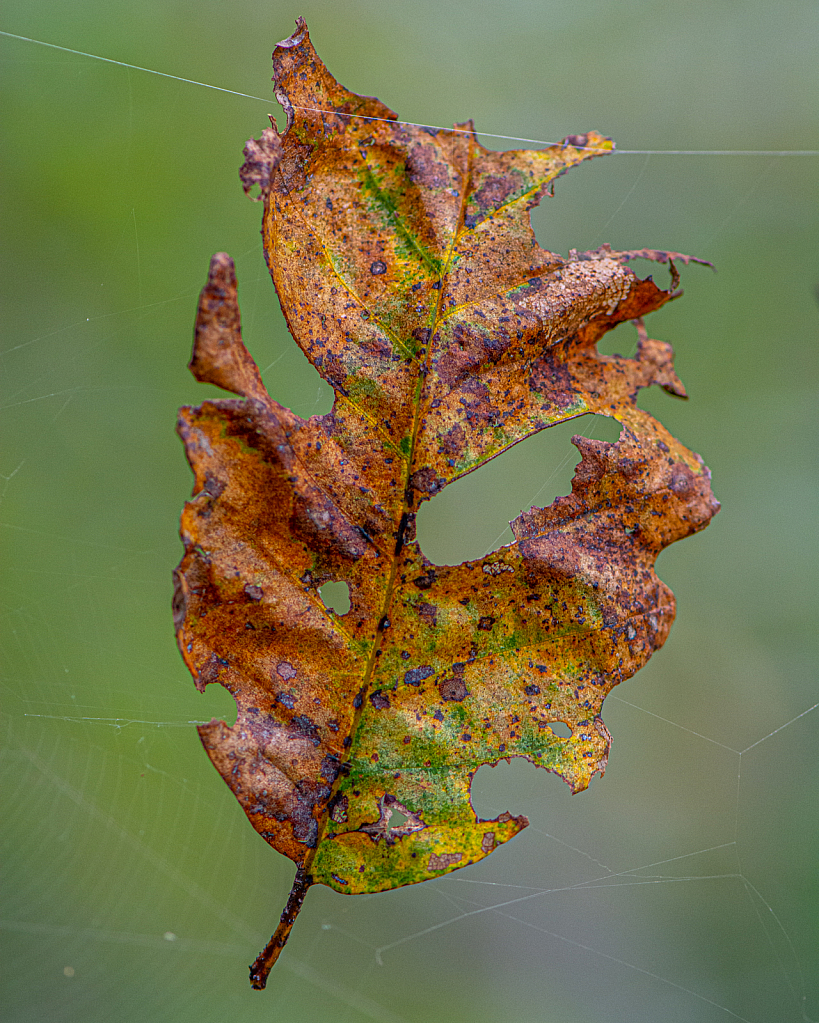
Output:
[470, 755, 566, 823]
[547, 721, 572, 738]
[416, 415, 621, 566]
[389, 808, 409, 829]
[198, 679, 238, 727]
[595, 319, 638, 358]
[318, 580, 351, 615]
[244, 252, 334, 418]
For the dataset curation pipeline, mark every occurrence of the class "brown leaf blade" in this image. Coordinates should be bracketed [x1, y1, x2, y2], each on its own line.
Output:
[173, 18, 718, 988]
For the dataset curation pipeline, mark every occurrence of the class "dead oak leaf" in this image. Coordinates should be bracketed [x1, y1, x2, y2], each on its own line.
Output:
[173, 18, 719, 989]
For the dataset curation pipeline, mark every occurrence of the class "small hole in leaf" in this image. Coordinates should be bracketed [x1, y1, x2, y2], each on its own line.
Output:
[416, 414, 621, 565]
[319, 581, 351, 615]
[547, 721, 572, 738]
[389, 808, 409, 829]
[198, 680, 238, 727]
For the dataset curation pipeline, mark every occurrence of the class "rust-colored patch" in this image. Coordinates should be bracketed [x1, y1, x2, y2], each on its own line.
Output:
[439, 672, 468, 702]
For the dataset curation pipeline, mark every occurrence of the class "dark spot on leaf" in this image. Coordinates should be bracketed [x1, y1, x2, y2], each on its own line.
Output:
[369, 690, 390, 709]
[404, 665, 434, 686]
[440, 423, 465, 457]
[329, 794, 348, 823]
[288, 715, 320, 747]
[410, 467, 445, 496]
[670, 466, 694, 495]
[417, 602, 438, 626]
[413, 570, 436, 591]
[203, 474, 226, 498]
[439, 677, 468, 702]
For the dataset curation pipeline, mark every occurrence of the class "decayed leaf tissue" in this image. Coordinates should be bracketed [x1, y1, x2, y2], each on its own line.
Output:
[172, 18, 719, 988]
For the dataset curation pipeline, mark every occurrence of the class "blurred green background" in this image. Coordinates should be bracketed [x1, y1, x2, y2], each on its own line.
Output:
[2, 1, 817, 1021]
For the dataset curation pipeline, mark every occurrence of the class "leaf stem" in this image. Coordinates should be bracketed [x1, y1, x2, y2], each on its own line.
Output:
[249, 868, 313, 990]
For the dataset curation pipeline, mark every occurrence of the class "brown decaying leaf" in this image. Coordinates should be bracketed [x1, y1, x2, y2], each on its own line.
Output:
[173, 18, 719, 988]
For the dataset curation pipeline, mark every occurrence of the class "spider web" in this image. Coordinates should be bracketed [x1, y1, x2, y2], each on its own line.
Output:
[2, 6, 818, 1022]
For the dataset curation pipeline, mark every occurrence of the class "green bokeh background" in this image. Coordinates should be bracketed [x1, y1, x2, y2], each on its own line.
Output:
[2, 2, 817, 1021]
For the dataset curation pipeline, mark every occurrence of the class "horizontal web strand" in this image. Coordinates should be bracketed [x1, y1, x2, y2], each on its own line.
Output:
[0, 30, 270, 103]
[2, 31, 817, 156]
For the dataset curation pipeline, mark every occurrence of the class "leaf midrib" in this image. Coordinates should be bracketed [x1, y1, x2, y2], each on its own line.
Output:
[294, 126, 478, 881]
